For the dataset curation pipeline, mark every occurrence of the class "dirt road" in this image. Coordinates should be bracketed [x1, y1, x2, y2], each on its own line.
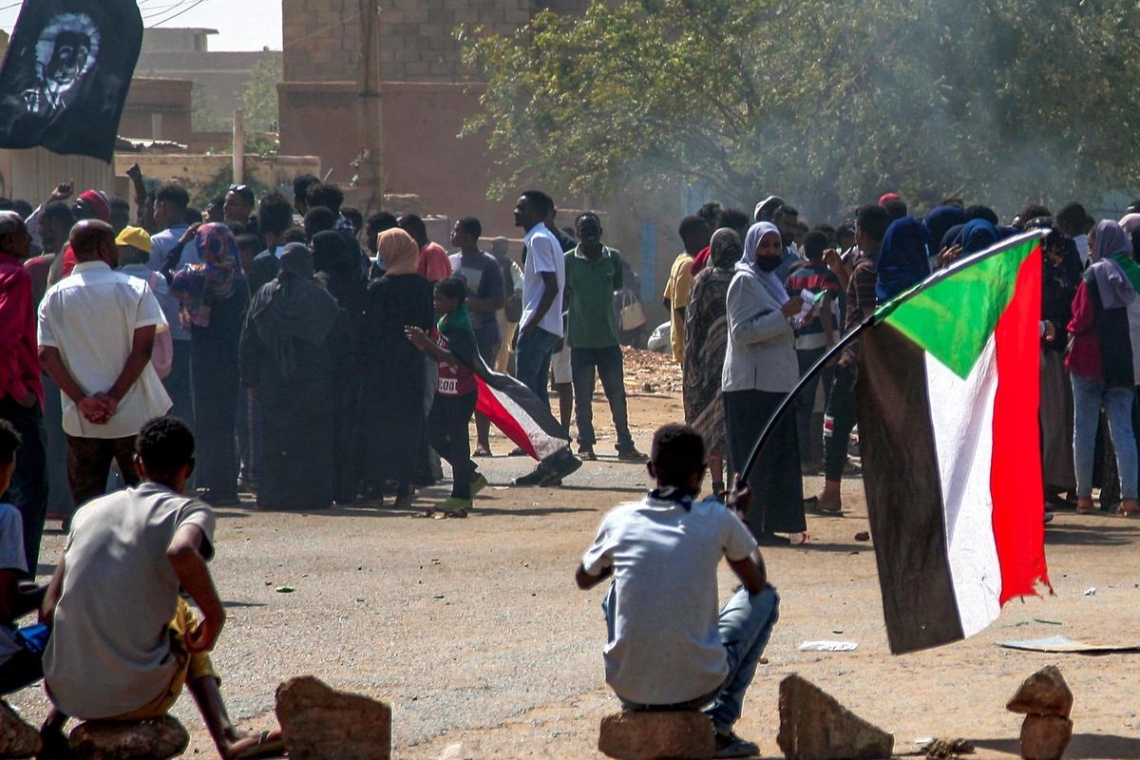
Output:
[11, 386, 1140, 760]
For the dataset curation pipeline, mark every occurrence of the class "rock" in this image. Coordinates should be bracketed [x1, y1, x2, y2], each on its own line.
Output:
[276, 675, 391, 760]
[777, 674, 894, 760]
[1007, 666, 1073, 718]
[598, 711, 715, 760]
[68, 717, 189, 760]
[0, 701, 41, 759]
[1019, 715, 1073, 760]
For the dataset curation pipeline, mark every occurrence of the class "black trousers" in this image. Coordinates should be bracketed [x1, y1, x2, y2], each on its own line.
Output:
[822, 364, 858, 481]
[66, 435, 139, 510]
[0, 396, 47, 576]
[427, 392, 477, 500]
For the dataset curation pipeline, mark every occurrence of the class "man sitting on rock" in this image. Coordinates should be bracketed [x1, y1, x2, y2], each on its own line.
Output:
[576, 424, 779, 758]
[0, 420, 49, 695]
[39, 416, 284, 760]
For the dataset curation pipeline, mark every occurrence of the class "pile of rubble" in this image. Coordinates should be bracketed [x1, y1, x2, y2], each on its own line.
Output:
[621, 346, 684, 395]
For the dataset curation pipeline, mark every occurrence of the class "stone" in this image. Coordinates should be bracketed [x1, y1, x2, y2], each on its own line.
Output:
[597, 711, 715, 760]
[1019, 715, 1073, 760]
[68, 716, 189, 760]
[1006, 666, 1074, 718]
[776, 674, 894, 760]
[276, 676, 391, 760]
[0, 700, 41, 759]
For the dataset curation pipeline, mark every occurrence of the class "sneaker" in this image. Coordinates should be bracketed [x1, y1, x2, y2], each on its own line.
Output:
[617, 448, 648, 463]
[508, 446, 527, 457]
[539, 449, 583, 486]
[713, 730, 760, 758]
[439, 496, 472, 511]
[470, 471, 489, 495]
[578, 444, 597, 461]
[514, 462, 550, 486]
[1043, 510, 1055, 524]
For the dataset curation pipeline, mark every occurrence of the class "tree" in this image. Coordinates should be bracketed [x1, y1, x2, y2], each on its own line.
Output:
[192, 82, 229, 133]
[242, 52, 282, 133]
[462, 0, 1140, 219]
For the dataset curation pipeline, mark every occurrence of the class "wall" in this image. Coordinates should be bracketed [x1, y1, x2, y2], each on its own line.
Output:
[282, 0, 359, 82]
[112, 154, 321, 206]
[121, 78, 194, 143]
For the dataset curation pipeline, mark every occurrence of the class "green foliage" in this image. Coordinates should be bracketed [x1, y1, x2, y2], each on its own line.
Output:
[191, 82, 229, 133]
[462, 0, 1140, 219]
[244, 132, 280, 156]
[242, 53, 282, 133]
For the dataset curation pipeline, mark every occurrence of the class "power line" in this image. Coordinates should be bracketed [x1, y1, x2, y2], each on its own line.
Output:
[146, 0, 213, 28]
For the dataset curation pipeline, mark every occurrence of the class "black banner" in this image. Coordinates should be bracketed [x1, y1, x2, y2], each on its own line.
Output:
[0, 0, 142, 162]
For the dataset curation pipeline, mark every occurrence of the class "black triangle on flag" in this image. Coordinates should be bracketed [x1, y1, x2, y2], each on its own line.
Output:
[0, 0, 143, 163]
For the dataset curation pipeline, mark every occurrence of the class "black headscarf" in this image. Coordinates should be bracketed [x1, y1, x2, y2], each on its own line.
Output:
[312, 229, 365, 319]
[248, 243, 340, 382]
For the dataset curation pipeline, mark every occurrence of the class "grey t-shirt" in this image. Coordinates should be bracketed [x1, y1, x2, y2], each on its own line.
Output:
[581, 495, 757, 705]
[44, 484, 216, 719]
[0, 503, 27, 665]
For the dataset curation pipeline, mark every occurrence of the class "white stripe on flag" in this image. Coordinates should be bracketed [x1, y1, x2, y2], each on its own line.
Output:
[925, 337, 1003, 637]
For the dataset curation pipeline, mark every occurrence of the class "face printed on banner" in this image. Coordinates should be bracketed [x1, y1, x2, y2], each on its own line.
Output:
[22, 14, 101, 118]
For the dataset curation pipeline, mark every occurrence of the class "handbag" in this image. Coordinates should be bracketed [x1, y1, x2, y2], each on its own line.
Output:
[619, 288, 647, 331]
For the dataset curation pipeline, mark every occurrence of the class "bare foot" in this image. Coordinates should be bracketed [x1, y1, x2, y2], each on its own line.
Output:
[219, 729, 285, 760]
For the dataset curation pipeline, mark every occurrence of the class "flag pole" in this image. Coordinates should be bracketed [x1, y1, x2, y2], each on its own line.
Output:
[733, 229, 1046, 489]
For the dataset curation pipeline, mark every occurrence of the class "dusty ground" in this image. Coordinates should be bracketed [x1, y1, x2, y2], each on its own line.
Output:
[10, 368, 1140, 760]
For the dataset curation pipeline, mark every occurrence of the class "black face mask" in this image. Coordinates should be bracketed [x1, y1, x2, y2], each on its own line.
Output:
[754, 255, 781, 273]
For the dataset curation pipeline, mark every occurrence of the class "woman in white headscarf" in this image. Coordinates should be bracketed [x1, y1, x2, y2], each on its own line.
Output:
[722, 221, 808, 544]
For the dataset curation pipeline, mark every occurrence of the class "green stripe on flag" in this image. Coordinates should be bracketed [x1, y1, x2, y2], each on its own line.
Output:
[875, 237, 1038, 379]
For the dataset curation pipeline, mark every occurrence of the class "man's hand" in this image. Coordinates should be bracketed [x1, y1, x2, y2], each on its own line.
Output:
[184, 614, 224, 654]
[823, 247, 842, 273]
[50, 180, 74, 202]
[77, 396, 111, 424]
[404, 325, 431, 349]
[520, 321, 536, 342]
[1043, 320, 1057, 344]
[936, 244, 962, 269]
[725, 485, 752, 520]
[553, 336, 565, 353]
[125, 164, 142, 180]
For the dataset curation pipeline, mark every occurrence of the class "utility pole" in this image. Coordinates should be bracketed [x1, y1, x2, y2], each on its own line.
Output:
[356, 0, 383, 214]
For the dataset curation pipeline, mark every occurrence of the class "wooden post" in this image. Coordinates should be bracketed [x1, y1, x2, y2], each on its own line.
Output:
[232, 108, 245, 185]
[356, 0, 383, 213]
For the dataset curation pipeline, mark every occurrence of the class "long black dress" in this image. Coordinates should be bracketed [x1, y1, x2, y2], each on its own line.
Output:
[360, 273, 435, 496]
[240, 245, 344, 511]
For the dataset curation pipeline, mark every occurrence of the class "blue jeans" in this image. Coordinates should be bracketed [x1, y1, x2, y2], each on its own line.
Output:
[571, 345, 633, 451]
[515, 326, 559, 405]
[604, 584, 780, 733]
[1072, 375, 1137, 500]
[0, 396, 47, 577]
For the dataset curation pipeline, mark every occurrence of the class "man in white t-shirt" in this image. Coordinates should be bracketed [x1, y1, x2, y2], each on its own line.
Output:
[38, 220, 172, 509]
[513, 190, 565, 406]
[40, 417, 284, 760]
[577, 424, 779, 759]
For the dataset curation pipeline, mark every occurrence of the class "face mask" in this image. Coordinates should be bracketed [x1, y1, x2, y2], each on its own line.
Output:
[754, 255, 781, 273]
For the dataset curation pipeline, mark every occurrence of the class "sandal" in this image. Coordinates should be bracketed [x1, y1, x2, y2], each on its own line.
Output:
[1076, 497, 1095, 515]
[1117, 500, 1140, 517]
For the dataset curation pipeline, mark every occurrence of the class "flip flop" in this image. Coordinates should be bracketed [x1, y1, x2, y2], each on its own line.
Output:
[229, 730, 286, 760]
[804, 496, 844, 517]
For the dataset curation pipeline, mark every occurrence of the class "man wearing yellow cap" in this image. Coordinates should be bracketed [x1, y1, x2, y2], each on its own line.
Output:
[116, 227, 179, 373]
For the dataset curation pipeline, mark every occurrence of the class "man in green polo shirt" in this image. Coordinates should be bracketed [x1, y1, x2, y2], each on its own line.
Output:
[564, 213, 647, 462]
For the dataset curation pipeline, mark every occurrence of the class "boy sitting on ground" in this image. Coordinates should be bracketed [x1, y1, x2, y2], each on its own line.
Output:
[576, 424, 779, 758]
[0, 420, 49, 695]
[40, 416, 284, 760]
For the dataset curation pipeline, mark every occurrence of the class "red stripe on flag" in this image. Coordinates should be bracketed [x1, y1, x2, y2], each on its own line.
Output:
[475, 376, 539, 459]
[991, 243, 1051, 603]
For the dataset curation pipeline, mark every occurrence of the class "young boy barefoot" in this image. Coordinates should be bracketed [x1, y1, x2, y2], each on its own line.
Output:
[40, 416, 283, 760]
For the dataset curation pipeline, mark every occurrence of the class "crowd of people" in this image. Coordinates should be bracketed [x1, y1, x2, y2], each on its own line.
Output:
[668, 193, 1140, 547]
[2, 166, 1140, 757]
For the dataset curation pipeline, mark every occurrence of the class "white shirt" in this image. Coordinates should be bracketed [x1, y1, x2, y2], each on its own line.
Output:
[148, 226, 200, 341]
[521, 223, 566, 337]
[38, 261, 172, 439]
[581, 495, 758, 705]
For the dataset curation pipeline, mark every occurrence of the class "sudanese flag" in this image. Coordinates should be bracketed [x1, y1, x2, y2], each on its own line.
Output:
[0, 0, 143, 162]
[857, 231, 1051, 654]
